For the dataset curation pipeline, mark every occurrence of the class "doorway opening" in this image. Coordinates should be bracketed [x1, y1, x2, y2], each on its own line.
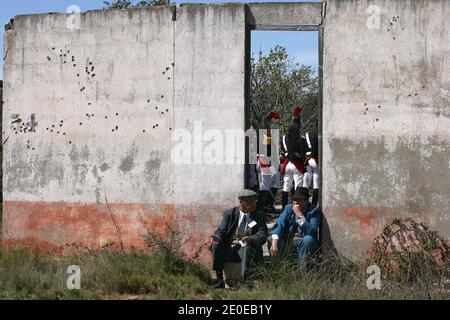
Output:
[245, 26, 323, 215]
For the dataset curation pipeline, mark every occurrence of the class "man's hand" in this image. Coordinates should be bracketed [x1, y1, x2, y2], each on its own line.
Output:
[231, 239, 240, 247]
[293, 204, 302, 215]
[241, 236, 252, 245]
[270, 239, 278, 256]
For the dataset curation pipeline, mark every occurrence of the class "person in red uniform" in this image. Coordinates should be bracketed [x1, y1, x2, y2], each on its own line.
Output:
[280, 106, 308, 210]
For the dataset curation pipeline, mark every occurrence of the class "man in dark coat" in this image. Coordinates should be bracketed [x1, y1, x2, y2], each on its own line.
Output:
[210, 189, 268, 288]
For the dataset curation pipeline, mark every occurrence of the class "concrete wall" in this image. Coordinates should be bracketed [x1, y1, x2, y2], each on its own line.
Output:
[322, 0, 450, 257]
[0, 80, 2, 206]
[2, 4, 245, 259]
[3, 1, 449, 260]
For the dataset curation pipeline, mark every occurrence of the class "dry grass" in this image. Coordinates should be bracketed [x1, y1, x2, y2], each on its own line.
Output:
[0, 215, 448, 300]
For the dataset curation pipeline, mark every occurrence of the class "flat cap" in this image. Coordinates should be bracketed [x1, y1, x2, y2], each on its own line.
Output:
[238, 189, 258, 199]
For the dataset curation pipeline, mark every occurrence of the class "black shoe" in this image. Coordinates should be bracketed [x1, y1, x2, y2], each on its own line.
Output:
[214, 278, 225, 289]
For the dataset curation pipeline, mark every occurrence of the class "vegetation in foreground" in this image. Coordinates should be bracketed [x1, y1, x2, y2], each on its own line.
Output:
[0, 221, 448, 300]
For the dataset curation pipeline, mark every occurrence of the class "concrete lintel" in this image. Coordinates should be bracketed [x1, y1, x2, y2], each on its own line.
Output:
[246, 2, 323, 27]
[253, 24, 319, 31]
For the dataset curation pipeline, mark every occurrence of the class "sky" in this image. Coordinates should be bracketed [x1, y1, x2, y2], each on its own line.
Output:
[0, 0, 319, 80]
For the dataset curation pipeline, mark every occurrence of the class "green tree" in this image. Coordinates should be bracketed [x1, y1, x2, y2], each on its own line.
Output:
[251, 45, 318, 135]
[104, 0, 171, 9]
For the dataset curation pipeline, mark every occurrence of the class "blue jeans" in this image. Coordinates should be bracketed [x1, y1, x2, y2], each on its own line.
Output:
[297, 235, 319, 268]
[269, 235, 320, 269]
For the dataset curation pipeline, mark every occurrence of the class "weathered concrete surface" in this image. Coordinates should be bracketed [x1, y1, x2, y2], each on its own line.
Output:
[173, 3, 246, 206]
[0, 80, 3, 207]
[247, 2, 323, 26]
[4, 7, 176, 204]
[2, 5, 245, 262]
[2, 201, 226, 262]
[322, 0, 450, 258]
[172, 3, 246, 258]
[2, 1, 450, 262]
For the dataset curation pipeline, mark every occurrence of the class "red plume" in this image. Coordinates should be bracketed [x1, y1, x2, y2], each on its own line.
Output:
[270, 111, 281, 120]
[293, 106, 302, 117]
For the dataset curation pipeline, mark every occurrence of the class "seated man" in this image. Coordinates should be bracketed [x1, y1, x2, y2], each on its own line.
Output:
[210, 189, 268, 289]
[269, 187, 321, 270]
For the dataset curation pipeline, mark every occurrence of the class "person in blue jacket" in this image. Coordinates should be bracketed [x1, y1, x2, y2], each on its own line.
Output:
[269, 187, 321, 269]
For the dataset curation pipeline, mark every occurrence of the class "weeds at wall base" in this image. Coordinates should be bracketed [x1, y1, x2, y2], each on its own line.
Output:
[0, 225, 448, 299]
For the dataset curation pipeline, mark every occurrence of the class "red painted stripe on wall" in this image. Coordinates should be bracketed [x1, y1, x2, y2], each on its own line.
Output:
[3, 201, 228, 265]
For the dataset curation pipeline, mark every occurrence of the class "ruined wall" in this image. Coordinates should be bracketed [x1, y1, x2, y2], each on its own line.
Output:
[2, 4, 245, 259]
[3, 1, 449, 261]
[322, 0, 450, 257]
[0, 80, 2, 207]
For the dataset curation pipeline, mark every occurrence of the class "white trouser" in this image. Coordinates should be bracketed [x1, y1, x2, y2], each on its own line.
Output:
[283, 161, 304, 192]
[303, 158, 319, 189]
[257, 166, 280, 191]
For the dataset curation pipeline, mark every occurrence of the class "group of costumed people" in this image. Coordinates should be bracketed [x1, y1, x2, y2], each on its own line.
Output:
[248, 106, 320, 212]
[209, 107, 321, 288]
